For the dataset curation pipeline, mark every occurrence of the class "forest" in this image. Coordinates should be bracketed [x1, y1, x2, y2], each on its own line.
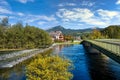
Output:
[0, 17, 52, 49]
[81, 25, 120, 39]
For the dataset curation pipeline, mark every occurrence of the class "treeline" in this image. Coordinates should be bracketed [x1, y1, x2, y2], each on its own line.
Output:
[81, 25, 120, 39]
[0, 17, 52, 49]
[102, 25, 120, 39]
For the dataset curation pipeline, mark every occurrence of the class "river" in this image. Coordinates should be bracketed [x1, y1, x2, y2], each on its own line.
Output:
[0, 44, 120, 80]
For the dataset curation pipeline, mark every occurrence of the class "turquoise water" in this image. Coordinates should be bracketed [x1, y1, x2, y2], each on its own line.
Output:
[0, 44, 120, 80]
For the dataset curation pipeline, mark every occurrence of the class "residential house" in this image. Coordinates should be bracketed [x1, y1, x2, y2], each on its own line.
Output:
[49, 31, 64, 42]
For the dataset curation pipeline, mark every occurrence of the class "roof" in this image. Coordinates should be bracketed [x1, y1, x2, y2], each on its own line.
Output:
[49, 31, 63, 37]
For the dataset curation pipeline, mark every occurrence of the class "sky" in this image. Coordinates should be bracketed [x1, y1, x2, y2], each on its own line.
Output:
[0, 0, 120, 29]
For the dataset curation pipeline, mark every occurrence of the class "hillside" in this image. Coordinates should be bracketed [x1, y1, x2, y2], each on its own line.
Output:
[101, 25, 120, 38]
[47, 26, 103, 36]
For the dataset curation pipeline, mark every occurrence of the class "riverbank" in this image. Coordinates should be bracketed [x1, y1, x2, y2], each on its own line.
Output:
[0, 45, 55, 68]
[0, 49, 24, 52]
[54, 40, 82, 45]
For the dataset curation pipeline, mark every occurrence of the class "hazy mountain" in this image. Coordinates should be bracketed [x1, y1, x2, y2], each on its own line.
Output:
[47, 26, 103, 36]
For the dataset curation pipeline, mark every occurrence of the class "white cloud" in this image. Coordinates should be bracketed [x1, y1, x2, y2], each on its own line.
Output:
[0, 6, 12, 14]
[0, 15, 8, 19]
[17, 12, 25, 16]
[97, 9, 120, 26]
[56, 8, 93, 20]
[116, 0, 120, 5]
[38, 21, 46, 25]
[81, 1, 95, 7]
[0, 0, 12, 14]
[17, 0, 34, 4]
[97, 9, 119, 19]
[25, 14, 56, 23]
[0, 0, 10, 8]
[39, 15, 56, 21]
[58, 7, 120, 29]
[81, 18, 106, 26]
[58, 3, 76, 7]
[56, 7, 120, 28]
[56, 8, 95, 22]
[0, 13, 57, 29]
[67, 3, 76, 6]
[0, 0, 9, 6]
[37, 20, 59, 29]
[56, 8, 111, 27]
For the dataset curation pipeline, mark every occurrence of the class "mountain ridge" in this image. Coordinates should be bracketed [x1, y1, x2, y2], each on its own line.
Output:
[46, 26, 103, 35]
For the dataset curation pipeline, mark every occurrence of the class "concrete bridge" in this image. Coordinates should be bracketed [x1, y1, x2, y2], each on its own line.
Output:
[82, 39, 120, 63]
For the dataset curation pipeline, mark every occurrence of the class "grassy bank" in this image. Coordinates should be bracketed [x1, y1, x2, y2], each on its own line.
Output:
[55, 40, 82, 45]
[0, 49, 24, 52]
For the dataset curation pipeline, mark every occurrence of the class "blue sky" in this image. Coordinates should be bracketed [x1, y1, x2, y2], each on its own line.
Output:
[0, 0, 120, 29]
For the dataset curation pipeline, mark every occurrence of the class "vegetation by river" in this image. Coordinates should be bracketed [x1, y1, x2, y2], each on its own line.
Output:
[0, 17, 52, 50]
[26, 50, 73, 80]
[0, 49, 73, 80]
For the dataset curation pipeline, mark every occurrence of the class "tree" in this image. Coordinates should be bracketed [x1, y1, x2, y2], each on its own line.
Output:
[81, 33, 91, 39]
[64, 35, 73, 41]
[0, 26, 6, 48]
[101, 25, 120, 39]
[0, 17, 9, 27]
[0, 17, 52, 49]
[0, 17, 10, 49]
[5, 22, 24, 49]
[90, 29, 104, 39]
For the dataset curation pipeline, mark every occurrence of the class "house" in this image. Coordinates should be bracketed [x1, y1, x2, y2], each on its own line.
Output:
[49, 31, 64, 42]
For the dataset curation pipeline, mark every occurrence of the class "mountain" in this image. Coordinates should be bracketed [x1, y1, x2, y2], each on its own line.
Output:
[47, 26, 65, 32]
[47, 26, 103, 36]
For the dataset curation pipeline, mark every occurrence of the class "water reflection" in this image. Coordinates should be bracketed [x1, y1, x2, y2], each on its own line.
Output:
[107, 58, 120, 79]
[54, 44, 91, 80]
[52, 45, 64, 54]
[0, 57, 31, 80]
[86, 53, 120, 80]
[0, 66, 26, 80]
[52, 44, 73, 55]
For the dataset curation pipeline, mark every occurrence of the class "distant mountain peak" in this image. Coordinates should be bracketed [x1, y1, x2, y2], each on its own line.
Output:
[47, 26, 65, 32]
[47, 26, 103, 35]
[53, 25, 64, 29]
[56, 25, 63, 28]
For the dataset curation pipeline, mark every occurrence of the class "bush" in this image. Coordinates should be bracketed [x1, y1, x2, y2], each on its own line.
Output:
[26, 53, 73, 80]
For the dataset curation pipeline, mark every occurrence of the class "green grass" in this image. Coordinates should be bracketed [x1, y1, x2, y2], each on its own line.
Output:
[55, 41, 82, 45]
[0, 49, 24, 52]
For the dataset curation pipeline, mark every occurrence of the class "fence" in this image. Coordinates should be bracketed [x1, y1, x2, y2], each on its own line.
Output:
[86, 39, 120, 56]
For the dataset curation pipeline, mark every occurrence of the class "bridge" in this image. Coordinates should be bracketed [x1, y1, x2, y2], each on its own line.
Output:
[82, 39, 120, 63]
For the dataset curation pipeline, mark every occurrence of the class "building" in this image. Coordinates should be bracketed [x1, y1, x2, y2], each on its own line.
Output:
[49, 31, 64, 42]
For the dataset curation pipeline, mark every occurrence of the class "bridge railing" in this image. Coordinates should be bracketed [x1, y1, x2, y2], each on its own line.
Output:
[86, 40, 120, 56]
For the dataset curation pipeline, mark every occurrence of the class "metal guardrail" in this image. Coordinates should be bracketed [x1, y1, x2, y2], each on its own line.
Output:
[86, 40, 120, 56]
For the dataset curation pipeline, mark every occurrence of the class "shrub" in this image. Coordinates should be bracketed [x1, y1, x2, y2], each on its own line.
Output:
[26, 54, 73, 80]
